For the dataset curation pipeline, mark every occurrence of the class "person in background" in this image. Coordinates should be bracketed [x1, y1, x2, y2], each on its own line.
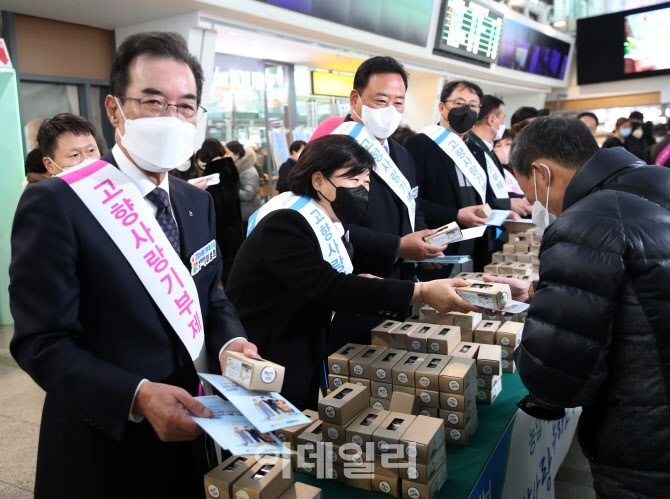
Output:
[625, 111, 647, 159]
[578, 111, 599, 135]
[485, 115, 670, 498]
[170, 153, 203, 182]
[601, 118, 631, 149]
[197, 138, 243, 285]
[510, 106, 538, 128]
[390, 124, 416, 146]
[226, 140, 260, 232]
[276, 140, 306, 193]
[22, 148, 49, 189]
[493, 128, 526, 197]
[650, 119, 670, 166]
[36, 113, 101, 177]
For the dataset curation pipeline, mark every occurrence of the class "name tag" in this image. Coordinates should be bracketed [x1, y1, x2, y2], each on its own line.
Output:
[191, 239, 217, 276]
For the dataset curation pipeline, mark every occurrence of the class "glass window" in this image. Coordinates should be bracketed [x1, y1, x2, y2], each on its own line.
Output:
[20, 82, 79, 152]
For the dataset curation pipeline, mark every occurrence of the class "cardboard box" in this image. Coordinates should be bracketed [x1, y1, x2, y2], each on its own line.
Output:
[476, 344, 502, 376]
[445, 413, 478, 446]
[511, 234, 531, 243]
[318, 383, 369, 425]
[205, 455, 256, 499]
[454, 272, 475, 279]
[496, 321, 523, 347]
[324, 464, 346, 484]
[274, 410, 318, 446]
[349, 377, 371, 395]
[516, 252, 532, 264]
[501, 345, 515, 360]
[349, 346, 388, 378]
[502, 359, 517, 373]
[401, 462, 448, 499]
[498, 261, 518, 274]
[451, 312, 482, 331]
[408, 324, 439, 352]
[473, 320, 501, 344]
[232, 456, 293, 499]
[481, 309, 500, 322]
[483, 263, 500, 274]
[223, 351, 285, 393]
[400, 415, 445, 463]
[468, 272, 487, 282]
[450, 342, 479, 360]
[327, 374, 348, 390]
[491, 252, 507, 263]
[372, 321, 402, 347]
[476, 380, 502, 405]
[440, 404, 476, 429]
[439, 387, 476, 412]
[389, 391, 420, 415]
[416, 388, 440, 409]
[439, 356, 476, 394]
[323, 413, 358, 444]
[475, 203, 492, 219]
[296, 420, 323, 453]
[346, 409, 390, 447]
[531, 243, 541, 252]
[515, 243, 530, 253]
[511, 262, 532, 275]
[517, 311, 528, 323]
[371, 397, 391, 411]
[346, 477, 371, 491]
[418, 407, 438, 417]
[476, 374, 501, 390]
[372, 474, 401, 497]
[393, 385, 416, 395]
[390, 323, 422, 350]
[372, 412, 416, 454]
[371, 381, 393, 400]
[370, 349, 408, 383]
[456, 282, 511, 310]
[423, 222, 462, 246]
[414, 355, 452, 391]
[393, 352, 427, 387]
[277, 483, 322, 499]
[399, 445, 446, 486]
[328, 344, 366, 376]
[460, 329, 474, 342]
[418, 305, 438, 324]
[406, 314, 421, 323]
[502, 243, 516, 253]
[426, 326, 461, 355]
[519, 274, 537, 282]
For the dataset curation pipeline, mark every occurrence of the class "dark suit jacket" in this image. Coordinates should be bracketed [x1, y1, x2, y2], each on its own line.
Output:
[276, 157, 296, 193]
[9, 150, 246, 498]
[225, 209, 413, 410]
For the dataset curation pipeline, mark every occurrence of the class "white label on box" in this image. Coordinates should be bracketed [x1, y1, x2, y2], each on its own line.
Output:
[378, 386, 389, 397]
[327, 469, 338, 479]
[408, 467, 419, 480]
[379, 481, 391, 493]
[450, 429, 462, 440]
[333, 377, 343, 388]
[328, 428, 339, 440]
[406, 446, 418, 458]
[397, 373, 408, 383]
[500, 337, 510, 346]
[378, 440, 390, 452]
[208, 484, 220, 498]
[352, 435, 363, 446]
[331, 363, 341, 374]
[353, 455, 364, 465]
[277, 432, 286, 442]
[448, 413, 459, 425]
[373, 402, 384, 410]
[478, 391, 486, 400]
[420, 392, 431, 403]
[376, 368, 387, 379]
[327, 450, 337, 462]
[501, 349, 509, 359]
[261, 366, 276, 384]
[419, 376, 430, 387]
[408, 486, 422, 499]
[447, 396, 458, 408]
[305, 442, 315, 452]
[325, 406, 336, 419]
[353, 365, 363, 376]
[477, 379, 485, 388]
[449, 380, 460, 391]
[502, 360, 509, 368]
[236, 491, 250, 499]
[412, 340, 421, 350]
[420, 409, 430, 416]
[482, 365, 492, 375]
[303, 462, 314, 472]
[430, 342, 440, 352]
[355, 381, 364, 386]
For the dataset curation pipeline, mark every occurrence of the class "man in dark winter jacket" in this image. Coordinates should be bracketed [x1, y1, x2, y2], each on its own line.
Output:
[485, 115, 670, 498]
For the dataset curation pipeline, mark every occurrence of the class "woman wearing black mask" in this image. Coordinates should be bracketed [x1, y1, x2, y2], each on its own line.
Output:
[225, 135, 482, 409]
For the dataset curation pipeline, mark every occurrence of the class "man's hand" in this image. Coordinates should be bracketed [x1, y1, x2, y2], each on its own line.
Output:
[191, 177, 209, 191]
[421, 262, 444, 270]
[510, 197, 532, 217]
[133, 381, 211, 442]
[220, 339, 259, 373]
[417, 278, 483, 314]
[359, 273, 382, 279]
[457, 206, 488, 228]
[398, 230, 447, 262]
[483, 275, 533, 303]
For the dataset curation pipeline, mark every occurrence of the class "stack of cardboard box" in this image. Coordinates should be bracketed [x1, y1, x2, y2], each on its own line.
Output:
[495, 321, 523, 374]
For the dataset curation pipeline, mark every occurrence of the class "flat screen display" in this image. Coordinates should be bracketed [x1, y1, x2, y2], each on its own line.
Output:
[624, 7, 670, 74]
[434, 0, 504, 65]
[497, 19, 570, 80]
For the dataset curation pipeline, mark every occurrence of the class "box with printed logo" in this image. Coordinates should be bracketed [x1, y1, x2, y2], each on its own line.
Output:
[232, 456, 293, 499]
[399, 415, 446, 463]
[318, 383, 369, 426]
[401, 461, 448, 499]
[277, 482, 323, 499]
[296, 420, 323, 455]
[372, 321, 402, 347]
[370, 349, 406, 383]
[417, 407, 438, 418]
[416, 388, 440, 409]
[204, 455, 256, 499]
[372, 474, 401, 497]
[476, 374, 501, 391]
[323, 463, 346, 484]
[349, 346, 388, 379]
[328, 344, 365, 376]
[274, 409, 318, 446]
[476, 344, 502, 376]
[414, 355, 452, 391]
[372, 412, 417, 455]
[426, 326, 460, 355]
[438, 356, 476, 395]
[439, 384, 477, 412]
[390, 323, 422, 350]
[392, 352, 427, 387]
[501, 345, 515, 361]
[474, 320, 501, 344]
[423, 222, 462, 246]
[476, 379, 502, 405]
[496, 321, 523, 347]
[223, 351, 285, 393]
[322, 414, 359, 445]
[445, 413, 478, 446]
[393, 385, 417, 395]
[440, 403, 477, 429]
[398, 444, 446, 485]
[389, 391, 420, 415]
[346, 409, 390, 448]
[371, 381, 393, 400]
[408, 324, 440, 352]
[502, 358, 516, 373]
[371, 397, 391, 411]
[450, 342, 479, 360]
[456, 282, 511, 310]
[349, 377, 372, 395]
[327, 374, 348, 390]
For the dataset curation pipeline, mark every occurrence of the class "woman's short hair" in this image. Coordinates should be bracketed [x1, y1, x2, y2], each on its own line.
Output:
[615, 117, 631, 132]
[288, 135, 374, 199]
[226, 140, 246, 158]
[197, 138, 226, 163]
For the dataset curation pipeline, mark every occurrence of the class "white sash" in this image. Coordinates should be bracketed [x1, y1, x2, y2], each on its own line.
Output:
[331, 121, 416, 231]
[420, 124, 487, 203]
[59, 160, 205, 367]
[246, 192, 353, 275]
[504, 169, 524, 195]
[482, 150, 509, 199]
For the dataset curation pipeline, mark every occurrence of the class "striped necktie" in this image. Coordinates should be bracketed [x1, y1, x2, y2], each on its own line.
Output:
[146, 187, 180, 255]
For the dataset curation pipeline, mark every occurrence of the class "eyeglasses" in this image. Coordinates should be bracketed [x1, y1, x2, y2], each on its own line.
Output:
[445, 99, 481, 110]
[118, 95, 207, 121]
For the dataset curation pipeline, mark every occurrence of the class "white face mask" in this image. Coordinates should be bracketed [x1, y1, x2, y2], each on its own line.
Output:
[197, 160, 207, 168]
[176, 160, 192, 172]
[352, 92, 403, 140]
[51, 156, 99, 176]
[532, 163, 557, 229]
[115, 97, 196, 173]
[491, 115, 506, 142]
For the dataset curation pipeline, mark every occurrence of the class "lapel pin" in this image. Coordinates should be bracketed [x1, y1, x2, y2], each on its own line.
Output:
[189, 211, 193, 216]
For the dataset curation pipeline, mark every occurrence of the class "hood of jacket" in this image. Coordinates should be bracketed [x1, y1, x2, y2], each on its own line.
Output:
[234, 147, 257, 175]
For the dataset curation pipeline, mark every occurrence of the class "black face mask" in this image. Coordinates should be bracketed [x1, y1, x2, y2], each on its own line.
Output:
[320, 177, 369, 224]
[447, 105, 478, 134]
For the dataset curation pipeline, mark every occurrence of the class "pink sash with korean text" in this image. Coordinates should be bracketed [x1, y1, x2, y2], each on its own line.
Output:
[59, 160, 205, 369]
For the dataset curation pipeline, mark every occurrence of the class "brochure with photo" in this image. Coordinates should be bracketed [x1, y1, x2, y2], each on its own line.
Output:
[189, 396, 287, 456]
[485, 210, 512, 227]
[199, 373, 310, 433]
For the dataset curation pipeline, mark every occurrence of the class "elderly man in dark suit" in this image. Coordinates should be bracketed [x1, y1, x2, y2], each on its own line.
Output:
[9, 32, 256, 499]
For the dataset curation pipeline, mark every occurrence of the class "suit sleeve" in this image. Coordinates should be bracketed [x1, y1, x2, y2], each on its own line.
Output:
[514, 205, 626, 407]
[9, 183, 144, 441]
[203, 193, 247, 357]
[263, 211, 413, 317]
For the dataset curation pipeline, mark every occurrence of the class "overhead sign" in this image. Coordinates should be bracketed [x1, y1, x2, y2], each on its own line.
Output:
[0, 39, 13, 68]
[312, 71, 354, 98]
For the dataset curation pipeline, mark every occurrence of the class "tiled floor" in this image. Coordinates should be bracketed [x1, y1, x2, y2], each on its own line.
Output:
[0, 324, 593, 498]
